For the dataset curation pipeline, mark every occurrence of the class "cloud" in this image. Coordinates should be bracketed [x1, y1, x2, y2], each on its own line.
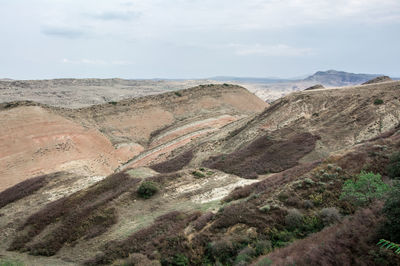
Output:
[36, 0, 400, 41]
[230, 43, 313, 57]
[41, 26, 88, 39]
[62, 58, 133, 66]
[89, 10, 141, 21]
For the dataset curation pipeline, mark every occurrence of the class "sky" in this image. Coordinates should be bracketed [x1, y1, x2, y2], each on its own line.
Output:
[0, 0, 399, 79]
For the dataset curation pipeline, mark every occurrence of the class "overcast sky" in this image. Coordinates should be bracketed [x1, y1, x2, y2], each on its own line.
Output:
[0, 0, 399, 79]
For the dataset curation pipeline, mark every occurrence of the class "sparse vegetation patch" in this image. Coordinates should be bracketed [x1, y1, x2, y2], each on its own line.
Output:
[8, 172, 140, 256]
[203, 132, 320, 179]
[150, 150, 193, 173]
[0, 174, 49, 208]
[85, 211, 200, 265]
[192, 171, 206, 179]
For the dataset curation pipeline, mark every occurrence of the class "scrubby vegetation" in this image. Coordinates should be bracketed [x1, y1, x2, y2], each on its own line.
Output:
[380, 182, 400, 243]
[4, 114, 400, 265]
[0, 259, 24, 266]
[259, 204, 400, 265]
[150, 150, 194, 173]
[204, 132, 320, 179]
[0, 174, 49, 208]
[137, 181, 159, 199]
[192, 171, 206, 178]
[387, 152, 400, 179]
[374, 98, 384, 105]
[85, 211, 200, 265]
[223, 161, 321, 202]
[8, 172, 140, 256]
[319, 207, 341, 226]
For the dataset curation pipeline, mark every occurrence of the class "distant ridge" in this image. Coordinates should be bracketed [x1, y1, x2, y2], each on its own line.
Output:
[209, 70, 397, 86]
[304, 70, 381, 86]
[209, 76, 294, 83]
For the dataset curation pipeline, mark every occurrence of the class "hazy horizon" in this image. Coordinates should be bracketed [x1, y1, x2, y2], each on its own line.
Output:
[1, 0, 399, 79]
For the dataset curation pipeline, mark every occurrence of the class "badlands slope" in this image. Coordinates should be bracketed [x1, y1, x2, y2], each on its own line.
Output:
[0, 84, 267, 191]
[0, 79, 400, 265]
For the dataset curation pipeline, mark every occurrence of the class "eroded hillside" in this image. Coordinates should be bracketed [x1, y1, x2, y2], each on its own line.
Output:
[207, 80, 400, 161]
[0, 84, 267, 191]
[0, 80, 400, 265]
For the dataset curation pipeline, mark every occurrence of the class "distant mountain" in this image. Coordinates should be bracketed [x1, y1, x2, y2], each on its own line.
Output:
[209, 76, 294, 83]
[210, 70, 395, 86]
[304, 70, 382, 86]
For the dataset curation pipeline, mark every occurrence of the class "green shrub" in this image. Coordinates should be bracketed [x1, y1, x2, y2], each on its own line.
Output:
[254, 240, 272, 255]
[319, 207, 341, 226]
[207, 239, 236, 264]
[0, 260, 24, 266]
[387, 152, 400, 179]
[374, 99, 384, 105]
[278, 192, 289, 202]
[303, 200, 314, 209]
[340, 171, 389, 206]
[285, 209, 304, 229]
[254, 257, 273, 266]
[259, 204, 271, 213]
[301, 215, 324, 234]
[309, 193, 323, 206]
[234, 247, 255, 265]
[137, 181, 159, 199]
[268, 228, 295, 248]
[192, 171, 206, 178]
[303, 178, 315, 186]
[114, 253, 161, 266]
[172, 254, 189, 266]
[174, 91, 183, 97]
[380, 182, 400, 242]
[108, 101, 118, 105]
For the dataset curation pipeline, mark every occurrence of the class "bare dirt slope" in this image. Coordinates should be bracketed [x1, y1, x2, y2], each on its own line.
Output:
[0, 105, 141, 191]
